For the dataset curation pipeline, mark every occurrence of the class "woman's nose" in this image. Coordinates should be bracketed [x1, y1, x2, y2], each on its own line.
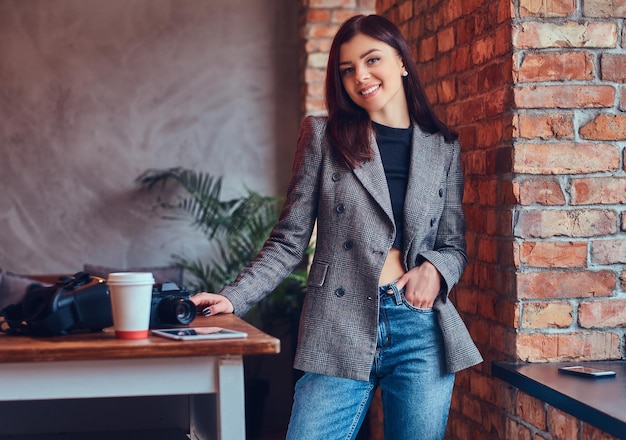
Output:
[355, 66, 370, 83]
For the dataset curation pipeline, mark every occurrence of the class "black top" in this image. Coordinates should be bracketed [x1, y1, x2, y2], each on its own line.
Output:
[372, 121, 412, 250]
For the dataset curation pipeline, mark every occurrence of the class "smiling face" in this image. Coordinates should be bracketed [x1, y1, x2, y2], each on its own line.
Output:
[339, 32, 409, 127]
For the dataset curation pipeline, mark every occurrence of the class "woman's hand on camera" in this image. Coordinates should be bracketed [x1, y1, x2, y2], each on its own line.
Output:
[191, 292, 234, 316]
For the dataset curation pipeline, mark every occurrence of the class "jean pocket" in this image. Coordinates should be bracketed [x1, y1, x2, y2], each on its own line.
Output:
[401, 295, 434, 313]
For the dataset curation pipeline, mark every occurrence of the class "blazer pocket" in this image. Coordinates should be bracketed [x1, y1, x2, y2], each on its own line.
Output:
[307, 261, 329, 287]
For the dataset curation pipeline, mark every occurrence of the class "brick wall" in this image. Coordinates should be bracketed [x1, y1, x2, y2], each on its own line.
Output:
[506, 2, 625, 436]
[299, 0, 377, 117]
[299, 0, 625, 438]
[376, 0, 625, 439]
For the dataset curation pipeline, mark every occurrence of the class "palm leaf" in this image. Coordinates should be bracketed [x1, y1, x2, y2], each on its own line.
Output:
[137, 167, 301, 316]
[137, 167, 236, 238]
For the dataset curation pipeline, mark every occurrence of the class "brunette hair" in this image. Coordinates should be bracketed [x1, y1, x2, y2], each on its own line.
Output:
[325, 14, 457, 169]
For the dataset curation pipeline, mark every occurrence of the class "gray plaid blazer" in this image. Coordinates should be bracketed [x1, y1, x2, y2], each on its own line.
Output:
[220, 116, 482, 381]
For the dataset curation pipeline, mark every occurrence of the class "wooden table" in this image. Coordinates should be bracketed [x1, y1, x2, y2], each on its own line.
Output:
[492, 361, 626, 438]
[0, 314, 280, 440]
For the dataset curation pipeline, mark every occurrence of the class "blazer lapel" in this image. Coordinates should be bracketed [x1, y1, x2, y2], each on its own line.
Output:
[404, 126, 445, 241]
[353, 135, 394, 225]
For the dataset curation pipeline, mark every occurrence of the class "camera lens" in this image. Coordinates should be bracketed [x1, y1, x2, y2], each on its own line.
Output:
[157, 297, 195, 325]
[174, 301, 195, 325]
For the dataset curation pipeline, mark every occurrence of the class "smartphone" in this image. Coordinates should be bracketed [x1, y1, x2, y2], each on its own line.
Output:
[152, 327, 248, 341]
[558, 365, 616, 378]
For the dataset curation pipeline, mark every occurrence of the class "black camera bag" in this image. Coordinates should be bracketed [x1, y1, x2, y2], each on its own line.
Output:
[0, 271, 113, 336]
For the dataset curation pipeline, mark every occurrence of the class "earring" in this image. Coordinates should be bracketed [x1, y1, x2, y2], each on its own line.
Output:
[402, 71, 408, 77]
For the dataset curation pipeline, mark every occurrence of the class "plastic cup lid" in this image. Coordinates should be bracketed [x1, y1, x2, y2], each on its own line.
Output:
[107, 272, 155, 285]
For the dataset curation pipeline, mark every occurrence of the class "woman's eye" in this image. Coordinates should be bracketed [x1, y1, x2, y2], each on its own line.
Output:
[367, 57, 380, 65]
[341, 67, 354, 76]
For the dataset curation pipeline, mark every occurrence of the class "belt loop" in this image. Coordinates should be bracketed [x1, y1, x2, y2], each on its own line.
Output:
[389, 282, 402, 305]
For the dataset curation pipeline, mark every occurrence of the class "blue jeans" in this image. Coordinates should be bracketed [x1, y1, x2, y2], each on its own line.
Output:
[286, 282, 455, 440]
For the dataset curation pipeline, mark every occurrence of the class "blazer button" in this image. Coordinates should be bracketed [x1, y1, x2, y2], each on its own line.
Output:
[335, 288, 345, 297]
[430, 217, 437, 227]
[343, 240, 353, 250]
[439, 188, 444, 197]
[336, 203, 345, 213]
[332, 172, 342, 182]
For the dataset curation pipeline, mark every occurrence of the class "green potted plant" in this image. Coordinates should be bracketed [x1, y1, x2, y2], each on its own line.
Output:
[136, 167, 311, 438]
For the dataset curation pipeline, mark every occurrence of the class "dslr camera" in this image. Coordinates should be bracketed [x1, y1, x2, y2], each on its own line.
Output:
[150, 282, 196, 327]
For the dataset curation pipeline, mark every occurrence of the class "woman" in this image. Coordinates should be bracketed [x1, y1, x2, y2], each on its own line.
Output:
[191, 14, 482, 440]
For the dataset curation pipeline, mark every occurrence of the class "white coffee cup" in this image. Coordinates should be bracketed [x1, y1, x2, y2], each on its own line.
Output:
[107, 272, 155, 340]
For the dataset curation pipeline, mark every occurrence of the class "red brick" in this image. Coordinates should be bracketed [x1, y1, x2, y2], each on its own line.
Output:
[514, 85, 615, 109]
[591, 239, 626, 264]
[506, 418, 532, 440]
[477, 236, 499, 263]
[305, 82, 325, 98]
[547, 406, 579, 440]
[582, 422, 620, 440]
[521, 301, 574, 328]
[471, 35, 496, 66]
[309, 0, 357, 7]
[583, 0, 626, 18]
[376, 0, 395, 13]
[456, 15, 476, 46]
[475, 116, 512, 149]
[517, 331, 622, 361]
[517, 270, 616, 299]
[570, 177, 626, 205]
[514, 142, 620, 174]
[490, 322, 518, 352]
[434, 53, 453, 77]
[357, 0, 376, 8]
[514, 177, 566, 205]
[395, 0, 412, 24]
[437, 26, 455, 53]
[517, 391, 547, 430]
[579, 299, 626, 328]
[480, 398, 508, 438]
[462, 0, 484, 15]
[307, 9, 331, 22]
[515, 113, 575, 139]
[486, 87, 513, 118]
[418, 34, 437, 62]
[332, 9, 363, 23]
[495, 24, 511, 56]
[620, 87, 626, 111]
[601, 53, 626, 81]
[461, 392, 483, 423]
[445, 97, 485, 126]
[457, 71, 479, 98]
[480, 59, 513, 92]
[514, 22, 617, 49]
[517, 51, 593, 82]
[308, 23, 340, 38]
[580, 113, 626, 141]
[516, 209, 619, 238]
[519, 241, 587, 268]
[452, 45, 472, 73]
[305, 38, 333, 53]
[519, 0, 576, 17]
[304, 67, 326, 83]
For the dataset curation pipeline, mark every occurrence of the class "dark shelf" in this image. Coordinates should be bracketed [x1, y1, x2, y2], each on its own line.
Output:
[492, 360, 626, 439]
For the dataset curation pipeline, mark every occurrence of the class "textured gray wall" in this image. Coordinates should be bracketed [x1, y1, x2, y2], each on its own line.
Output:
[0, 0, 300, 274]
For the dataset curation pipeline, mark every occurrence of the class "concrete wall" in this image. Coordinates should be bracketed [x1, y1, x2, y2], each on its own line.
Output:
[0, 0, 300, 275]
